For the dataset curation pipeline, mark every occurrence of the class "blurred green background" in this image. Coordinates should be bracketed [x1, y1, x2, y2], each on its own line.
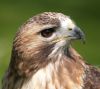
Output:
[0, 0, 100, 88]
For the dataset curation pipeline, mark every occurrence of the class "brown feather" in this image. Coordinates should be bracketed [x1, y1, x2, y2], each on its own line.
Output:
[2, 12, 100, 89]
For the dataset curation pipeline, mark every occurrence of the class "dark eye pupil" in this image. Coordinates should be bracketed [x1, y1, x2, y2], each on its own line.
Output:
[41, 28, 55, 38]
[68, 28, 72, 31]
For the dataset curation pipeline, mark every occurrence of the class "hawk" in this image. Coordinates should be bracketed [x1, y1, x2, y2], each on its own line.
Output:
[2, 12, 100, 89]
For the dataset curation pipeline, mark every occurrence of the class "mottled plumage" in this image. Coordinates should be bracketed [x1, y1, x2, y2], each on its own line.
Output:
[2, 12, 100, 89]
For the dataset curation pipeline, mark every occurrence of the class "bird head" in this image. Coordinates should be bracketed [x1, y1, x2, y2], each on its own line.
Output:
[12, 12, 85, 76]
[13, 12, 85, 59]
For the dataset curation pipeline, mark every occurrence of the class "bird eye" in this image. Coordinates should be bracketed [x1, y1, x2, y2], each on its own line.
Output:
[40, 28, 55, 38]
[68, 28, 72, 31]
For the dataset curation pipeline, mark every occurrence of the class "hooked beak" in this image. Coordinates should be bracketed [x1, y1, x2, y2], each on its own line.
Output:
[50, 27, 85, 44]
[71, 27, 85, 43]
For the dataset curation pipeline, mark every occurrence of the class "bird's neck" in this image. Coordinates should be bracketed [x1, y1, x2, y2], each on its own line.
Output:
[6, 47, 86, 89]
[20, 47, 85, 89]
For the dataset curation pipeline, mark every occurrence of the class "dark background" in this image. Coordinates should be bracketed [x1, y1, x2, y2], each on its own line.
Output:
[0, 0, 100, 88]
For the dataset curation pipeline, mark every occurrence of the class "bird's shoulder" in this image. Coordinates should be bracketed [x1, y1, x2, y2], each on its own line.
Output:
[84, 64, 100, 89]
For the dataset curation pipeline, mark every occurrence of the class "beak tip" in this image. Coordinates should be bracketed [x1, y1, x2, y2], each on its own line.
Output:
[80, 31, 86, 44]
[82, 38, 86, 44]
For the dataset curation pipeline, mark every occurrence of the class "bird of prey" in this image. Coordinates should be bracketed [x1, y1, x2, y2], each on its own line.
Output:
[2, 12, 100, 89]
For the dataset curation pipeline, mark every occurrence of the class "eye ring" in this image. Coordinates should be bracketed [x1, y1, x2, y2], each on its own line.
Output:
[40, 28, 55, 38]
